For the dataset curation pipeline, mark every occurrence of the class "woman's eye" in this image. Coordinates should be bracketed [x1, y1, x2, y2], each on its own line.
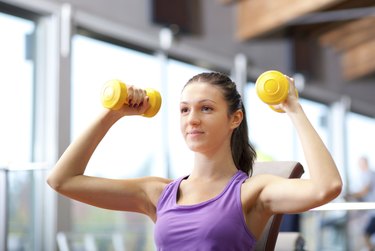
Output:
[180, 107, 189, 114]
[202, 106, 213, 112]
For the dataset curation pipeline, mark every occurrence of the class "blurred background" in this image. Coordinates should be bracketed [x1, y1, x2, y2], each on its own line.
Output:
[1, 0, 375, 250]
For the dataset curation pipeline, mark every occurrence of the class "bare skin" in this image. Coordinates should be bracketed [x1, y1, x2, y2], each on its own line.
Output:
[47, 77, 342, 240]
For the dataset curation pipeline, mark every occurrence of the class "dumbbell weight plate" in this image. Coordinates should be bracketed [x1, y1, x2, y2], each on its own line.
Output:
[101, 80, 128, 110]
[255, 70, 289, 105]
[143, 88, 162, 117]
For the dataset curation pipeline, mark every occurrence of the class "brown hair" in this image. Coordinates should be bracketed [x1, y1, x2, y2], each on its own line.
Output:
[184, 72, 256, 175]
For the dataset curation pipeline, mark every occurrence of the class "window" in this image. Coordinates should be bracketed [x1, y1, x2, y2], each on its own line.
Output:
[346, 112, 375, 190]
[344, 112, 375, 250]
[0, 11, 37, 251]
[245, 84, 329, 168]
[0, 12, 34, 164]
[245, 83, 295, 161]
[72, 35, 163, 179]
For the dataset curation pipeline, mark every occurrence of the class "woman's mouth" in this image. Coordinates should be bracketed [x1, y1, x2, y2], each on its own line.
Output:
[187, 130, 204, 135]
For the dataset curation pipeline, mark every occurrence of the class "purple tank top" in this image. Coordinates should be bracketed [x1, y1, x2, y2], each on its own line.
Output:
[154, 170, 256, 251]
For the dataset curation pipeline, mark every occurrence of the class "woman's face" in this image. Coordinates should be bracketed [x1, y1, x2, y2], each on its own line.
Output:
[180, 82, 240, 154]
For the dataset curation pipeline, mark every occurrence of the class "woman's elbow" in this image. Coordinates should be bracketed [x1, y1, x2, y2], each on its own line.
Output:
[328, 180, 343, 200]
[46, 175, 60, 191]
[318, 179, 343, 203]
[46, 173, 67, 192]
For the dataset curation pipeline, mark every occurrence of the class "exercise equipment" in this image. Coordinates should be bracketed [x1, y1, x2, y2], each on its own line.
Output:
[101, 79, 162, 117]
[255, 70, 298, 113]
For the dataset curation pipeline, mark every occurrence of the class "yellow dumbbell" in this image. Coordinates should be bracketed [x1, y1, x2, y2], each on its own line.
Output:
[101, 79, 162, 117]
[255, 70, 298, 113]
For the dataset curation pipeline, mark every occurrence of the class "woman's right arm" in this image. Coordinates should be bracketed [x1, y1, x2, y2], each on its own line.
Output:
[47, 88, 169, 220]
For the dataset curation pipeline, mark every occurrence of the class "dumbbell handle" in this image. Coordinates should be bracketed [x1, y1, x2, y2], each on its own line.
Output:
[101, 79, 162, 117]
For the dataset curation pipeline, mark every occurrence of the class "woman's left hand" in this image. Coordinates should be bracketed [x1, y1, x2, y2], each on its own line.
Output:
[270, 75, 300, 113]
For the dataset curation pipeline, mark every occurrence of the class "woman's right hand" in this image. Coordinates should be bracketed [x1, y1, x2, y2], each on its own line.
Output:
[109, 85, 151, 117]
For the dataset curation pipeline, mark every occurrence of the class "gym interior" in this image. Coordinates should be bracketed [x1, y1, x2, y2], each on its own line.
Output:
[1, 0, 375, 250]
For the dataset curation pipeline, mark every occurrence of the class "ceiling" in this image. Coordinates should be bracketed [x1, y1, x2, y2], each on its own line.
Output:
[235, 0, 375, 81]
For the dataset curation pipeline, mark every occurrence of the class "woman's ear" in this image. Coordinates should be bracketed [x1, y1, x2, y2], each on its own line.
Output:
[231, 109, 243, 129]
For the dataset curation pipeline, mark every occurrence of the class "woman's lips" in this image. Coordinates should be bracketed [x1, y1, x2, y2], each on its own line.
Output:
[187, 130, 204, 135]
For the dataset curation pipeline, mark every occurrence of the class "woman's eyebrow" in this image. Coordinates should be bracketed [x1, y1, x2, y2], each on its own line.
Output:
[180, 99, 217, 104]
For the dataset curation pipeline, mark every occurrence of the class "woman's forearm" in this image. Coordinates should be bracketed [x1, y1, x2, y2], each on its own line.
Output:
[288, 104, 342, 199]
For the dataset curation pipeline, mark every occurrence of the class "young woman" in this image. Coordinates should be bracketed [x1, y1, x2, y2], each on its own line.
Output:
[47, 72, 342, 250]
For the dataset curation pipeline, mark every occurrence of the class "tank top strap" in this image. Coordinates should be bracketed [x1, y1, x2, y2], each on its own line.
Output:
[212, 170, 248, 209]
[157, 175, 187, 210]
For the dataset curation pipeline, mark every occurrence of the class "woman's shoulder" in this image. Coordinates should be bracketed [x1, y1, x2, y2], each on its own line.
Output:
[144, 176, 173, 183]
[141, 176, 173, 190]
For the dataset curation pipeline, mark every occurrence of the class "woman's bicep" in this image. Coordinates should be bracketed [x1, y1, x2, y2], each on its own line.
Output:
[259, 177, 326, 214]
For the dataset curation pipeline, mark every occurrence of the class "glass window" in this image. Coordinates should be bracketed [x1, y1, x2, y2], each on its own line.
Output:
[245, 83, 295, 161]
[7, 170, 35, 251]
[0, 12, 34, 165]
[345, 112, 375, 250]
[346, 112, 375, 191]
[0, 11, 38, 251]
[72, 35, 163, 178]
[245, 84, 329, 166]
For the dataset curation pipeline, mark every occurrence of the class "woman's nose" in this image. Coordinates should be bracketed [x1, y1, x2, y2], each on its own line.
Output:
[187, 110, 200, 125]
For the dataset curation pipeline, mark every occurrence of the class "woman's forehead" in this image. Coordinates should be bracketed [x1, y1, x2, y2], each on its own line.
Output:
[181, 82, 222, 98]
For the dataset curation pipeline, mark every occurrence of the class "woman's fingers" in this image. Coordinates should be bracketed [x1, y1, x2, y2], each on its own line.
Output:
[127, 85, 147, 107]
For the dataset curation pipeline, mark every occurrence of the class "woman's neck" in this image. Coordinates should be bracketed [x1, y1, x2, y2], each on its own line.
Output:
[189, 151, 238, 181]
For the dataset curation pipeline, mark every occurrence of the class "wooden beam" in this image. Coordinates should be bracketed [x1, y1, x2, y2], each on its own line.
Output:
[319, 17, 375, 51]
[236, 0, 344, 40]
[341, 38, 375, 80]
[218, 0, 242, 5]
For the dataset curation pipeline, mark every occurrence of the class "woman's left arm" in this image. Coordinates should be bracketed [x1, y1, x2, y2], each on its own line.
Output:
[256, 76, 343, 214]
